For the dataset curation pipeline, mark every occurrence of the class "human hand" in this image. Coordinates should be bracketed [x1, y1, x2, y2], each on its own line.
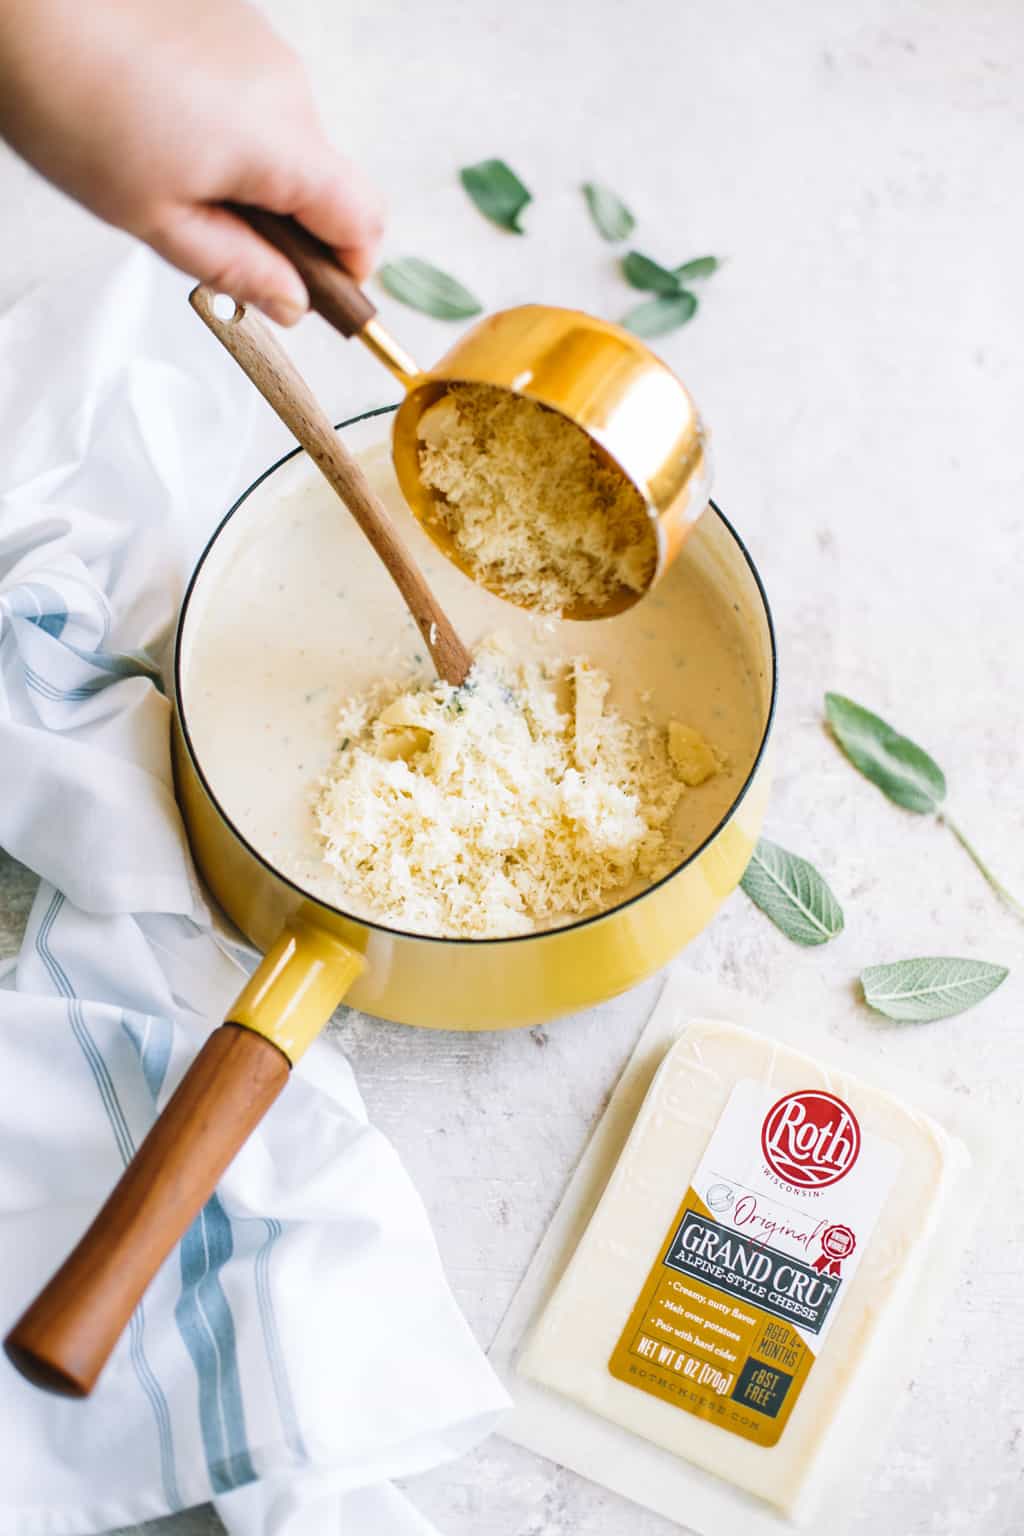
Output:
[0, 0, 384, 323]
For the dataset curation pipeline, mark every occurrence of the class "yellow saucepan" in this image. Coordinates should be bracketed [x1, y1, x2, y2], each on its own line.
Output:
[4, 407, 775, 1399]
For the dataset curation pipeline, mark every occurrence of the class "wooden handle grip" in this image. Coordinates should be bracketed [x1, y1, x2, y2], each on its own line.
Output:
[235, 207, 377, 337]
[3, 1024, 290, 1397]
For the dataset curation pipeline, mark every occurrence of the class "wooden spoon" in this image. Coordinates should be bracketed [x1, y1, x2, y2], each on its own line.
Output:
[189, 285, 472, 687]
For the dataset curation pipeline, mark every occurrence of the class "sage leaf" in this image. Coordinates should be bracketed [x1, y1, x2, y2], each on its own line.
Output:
[377, 259, 483, 320]
[621, 291, 698, 338]
[825, 692, 946, 814]
[674, 255, 721, 281]
[460, 159, 531, 233]
[739, 838, 845, 946]
[582, 182, 635, 241]
[622, 250, 681, 294]
[861, 957, 1008, 1023]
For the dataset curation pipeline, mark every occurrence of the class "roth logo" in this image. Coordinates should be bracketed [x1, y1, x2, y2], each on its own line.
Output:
[761, 1090, 861, 1188]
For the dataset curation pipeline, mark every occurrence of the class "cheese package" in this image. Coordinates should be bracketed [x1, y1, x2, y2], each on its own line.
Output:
[517, 1019, 966, 1515]
[492, 974, 1000, 1533]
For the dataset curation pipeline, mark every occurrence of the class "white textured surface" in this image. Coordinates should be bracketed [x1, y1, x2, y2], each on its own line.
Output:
[2, 0, 1022, 1531]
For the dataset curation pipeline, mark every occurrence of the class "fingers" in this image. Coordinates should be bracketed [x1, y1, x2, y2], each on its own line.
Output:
[241, 146, 386, 284]
[145, 127, 386, 319]
[291, 150, 385, 282]
[147, 204, 310, 324]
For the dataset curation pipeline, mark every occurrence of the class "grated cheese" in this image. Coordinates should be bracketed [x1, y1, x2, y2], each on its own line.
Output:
[313, 642, 721, 938]
[667, 721, 726, 785]
[416, 384, 657, 615]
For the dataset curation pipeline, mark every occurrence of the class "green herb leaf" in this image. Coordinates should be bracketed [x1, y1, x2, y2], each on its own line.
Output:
[621, 291, 698, 338]
[460, 159, 531, 233]
[582, 182, 635, 241]
[739, 838, 845, 946]
[861, 957, 1008, 1023]
[377, 259, 483, 320]
[825, 692, 946, 814]
[622, 250, 682, 294]
[674, 256, 721, 281]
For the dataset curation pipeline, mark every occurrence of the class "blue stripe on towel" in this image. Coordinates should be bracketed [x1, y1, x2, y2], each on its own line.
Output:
[23, 653, 164, 702]
[23, 663, 107, 704]
[7, 578, 160, 697]
[121, 1012, 173, 1102]
[26, 612, 67, 639]
[175, 1200, 257, 1492]
[124, 1018, 306, 1469]
[5, 581, 68, 639]
[38, 896, 262, 1499]
[34, 893, 183, 1510]
[254, 1218, 307, 1460]
[120, 1010, 257, 1493]
[16, 578, 109, 643]
[60, 638, 163, 683]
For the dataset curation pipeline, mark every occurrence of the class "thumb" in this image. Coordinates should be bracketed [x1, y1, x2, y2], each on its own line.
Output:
[145, 203, 309, 324]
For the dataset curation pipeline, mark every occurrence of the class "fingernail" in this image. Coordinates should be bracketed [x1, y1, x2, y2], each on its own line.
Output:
[264, 295, 307, 326]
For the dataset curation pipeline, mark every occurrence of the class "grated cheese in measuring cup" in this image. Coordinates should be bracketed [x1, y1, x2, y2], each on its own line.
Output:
[416, 384, 657, 614]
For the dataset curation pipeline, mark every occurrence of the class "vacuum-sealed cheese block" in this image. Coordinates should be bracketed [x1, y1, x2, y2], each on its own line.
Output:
[517, 1019, 969, 1517]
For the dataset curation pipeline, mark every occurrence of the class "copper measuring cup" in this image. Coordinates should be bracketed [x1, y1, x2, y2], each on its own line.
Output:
[245, 211, 712, 619]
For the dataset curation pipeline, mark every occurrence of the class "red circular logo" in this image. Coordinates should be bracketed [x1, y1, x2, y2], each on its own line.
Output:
[820, 1223, 856, 1260]
[761, 1090, 861, 1188]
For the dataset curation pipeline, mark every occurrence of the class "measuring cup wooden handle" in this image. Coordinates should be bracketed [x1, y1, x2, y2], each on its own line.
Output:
[3, 1025, 290, 1397]
[189, 285, 472, 688]
[234, 207, 377, 337]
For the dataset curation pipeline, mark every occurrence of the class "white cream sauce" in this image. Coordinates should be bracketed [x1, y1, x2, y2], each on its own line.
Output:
[182, 445, 766, 931]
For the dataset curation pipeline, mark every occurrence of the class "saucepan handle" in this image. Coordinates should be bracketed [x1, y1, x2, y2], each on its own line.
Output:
[4, 922, 363, 1396]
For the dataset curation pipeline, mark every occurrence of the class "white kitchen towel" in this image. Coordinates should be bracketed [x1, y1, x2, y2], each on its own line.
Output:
[0, 248, 508, 1536]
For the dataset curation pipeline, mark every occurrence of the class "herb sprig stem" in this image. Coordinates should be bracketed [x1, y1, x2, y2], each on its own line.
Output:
[826, 691, 1023, 928]
[941, 813, 1024, 921]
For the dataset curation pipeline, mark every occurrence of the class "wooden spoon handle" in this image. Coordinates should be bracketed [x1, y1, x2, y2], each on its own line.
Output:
[189, 285, 472, 687]
[233, 207, 376, 337]
[3, 1025, 289, 1397]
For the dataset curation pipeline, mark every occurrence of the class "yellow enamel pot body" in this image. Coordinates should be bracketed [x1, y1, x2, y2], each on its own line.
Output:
[173, 409, 776, 1063]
